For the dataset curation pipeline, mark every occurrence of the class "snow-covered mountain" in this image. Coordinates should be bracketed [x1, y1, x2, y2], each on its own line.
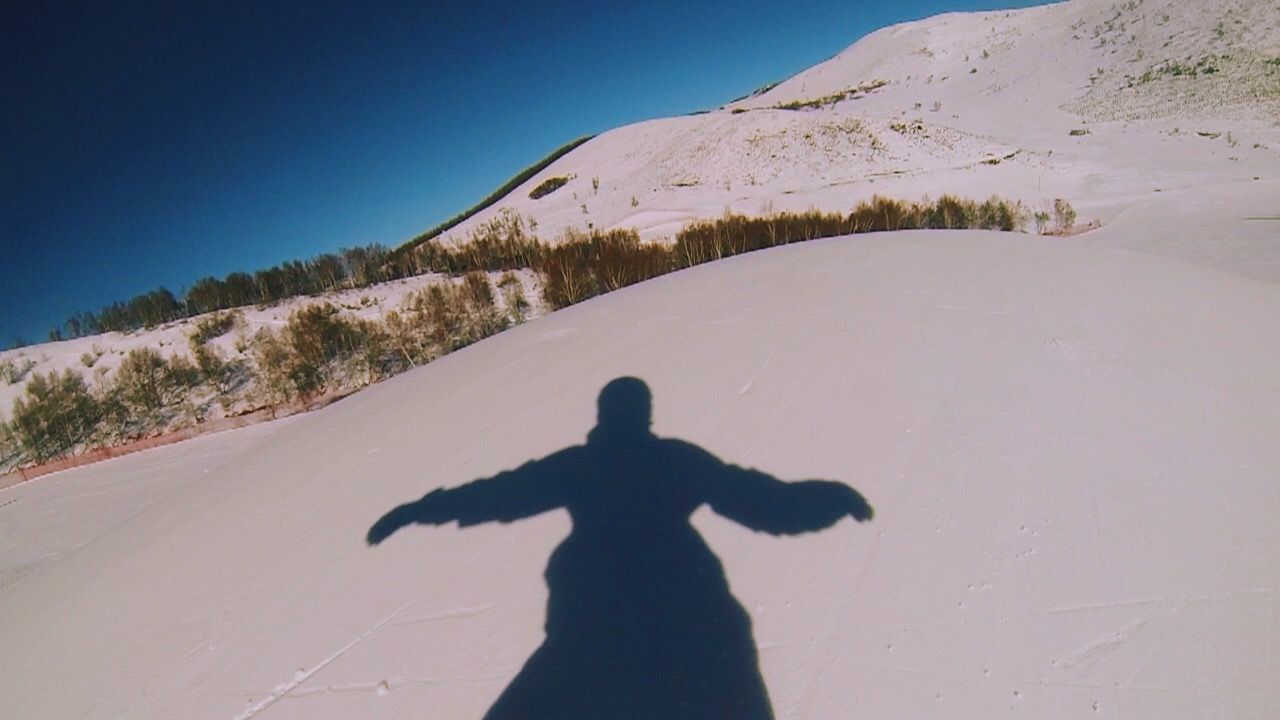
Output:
[440, 0, 1278, 279]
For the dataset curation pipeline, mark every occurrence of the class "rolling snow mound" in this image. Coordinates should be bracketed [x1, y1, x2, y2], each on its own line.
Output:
[2, 232, 1277, 719]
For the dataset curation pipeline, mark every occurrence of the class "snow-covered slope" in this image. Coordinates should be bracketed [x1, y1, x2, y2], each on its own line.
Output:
[437, 0, 1278, 269]
[0, 417, 298, 590]
[2, 232, 1277, 719]
[734, 0, 1279, 125]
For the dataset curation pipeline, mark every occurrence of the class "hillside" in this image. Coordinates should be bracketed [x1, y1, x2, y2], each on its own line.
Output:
[433, 0, 1277, 275]
[3, 232, 1278, 718]
[0, 268, 545, 473]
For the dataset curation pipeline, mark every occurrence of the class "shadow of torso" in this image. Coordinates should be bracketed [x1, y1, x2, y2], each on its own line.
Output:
[485, 429, 773, 719]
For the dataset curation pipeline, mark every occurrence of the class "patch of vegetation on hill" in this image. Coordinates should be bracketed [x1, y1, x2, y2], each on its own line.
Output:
[726, 79, 784, 105]
[398, 195, 1057, 313]
[529, 175, 571, 199]
[1, 273, 525, 470]
[1128, 55, 1223, 86]
[0, 358, 37, 385]
[391, 134, 593, 255]
[5, 371, 101, 464]
[774, 79, 889, 110]
[190, 312, 241, 345]
[1065, 47, 1280, 123]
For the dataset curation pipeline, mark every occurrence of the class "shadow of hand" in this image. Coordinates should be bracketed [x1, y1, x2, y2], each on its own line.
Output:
[368, 489, 457, 545]
[805, 480, 874, 522]
[367, 503, 414, 545]
[845, 485, 874, 522]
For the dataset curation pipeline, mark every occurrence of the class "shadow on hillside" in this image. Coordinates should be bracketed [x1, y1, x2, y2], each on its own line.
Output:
[367, 377, 873, 719]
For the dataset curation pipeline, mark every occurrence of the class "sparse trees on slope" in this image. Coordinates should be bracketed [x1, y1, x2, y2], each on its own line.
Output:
[114, 348, 170, 413]
[112, 348, 201, 423]
[251, 327, 296, 408]
[498, 272, 531, 325]
[0, 420, 20, 468]
[9, 370, 102, 463]
[248, 303, 392, 403]
[284, 303, 372, 395]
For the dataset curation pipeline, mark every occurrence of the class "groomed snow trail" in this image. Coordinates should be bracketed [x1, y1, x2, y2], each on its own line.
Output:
[1, 232, 1277, 719]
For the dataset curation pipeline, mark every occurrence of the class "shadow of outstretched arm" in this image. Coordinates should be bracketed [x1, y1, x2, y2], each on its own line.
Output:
[367, 451, 573, 546]
[707, 463, 873, 535]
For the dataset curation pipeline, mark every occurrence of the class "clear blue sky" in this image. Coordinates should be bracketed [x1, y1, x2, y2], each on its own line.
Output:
[1, 0, 1044, 346]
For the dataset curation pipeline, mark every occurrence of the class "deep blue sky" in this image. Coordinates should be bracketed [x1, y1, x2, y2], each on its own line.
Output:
[1, 0, 1043, 345]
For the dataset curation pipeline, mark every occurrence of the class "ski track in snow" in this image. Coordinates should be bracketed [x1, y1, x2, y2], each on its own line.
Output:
[1052, 616, 1150, 669]
[230, 600, 414, 720]
[738, 350, 776, 395]
[390, 602, 496, 626]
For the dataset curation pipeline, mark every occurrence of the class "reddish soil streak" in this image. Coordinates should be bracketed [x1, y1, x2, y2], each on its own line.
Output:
[0, 391, 353, 490]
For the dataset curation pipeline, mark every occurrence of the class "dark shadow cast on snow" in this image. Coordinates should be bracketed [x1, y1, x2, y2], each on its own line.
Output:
[367, 376, 873, 720]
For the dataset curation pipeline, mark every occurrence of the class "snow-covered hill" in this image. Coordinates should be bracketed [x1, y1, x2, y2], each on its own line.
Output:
[2, 232, 1277, 719]
[438, 0, 1278, 266]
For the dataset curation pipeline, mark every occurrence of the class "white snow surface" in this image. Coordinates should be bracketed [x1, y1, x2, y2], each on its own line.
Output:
[2, 232, 1278, 718]
[0, 418, 298, 592]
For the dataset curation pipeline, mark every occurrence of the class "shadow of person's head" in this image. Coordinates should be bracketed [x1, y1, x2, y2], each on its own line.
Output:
[594, 376, 653, 438]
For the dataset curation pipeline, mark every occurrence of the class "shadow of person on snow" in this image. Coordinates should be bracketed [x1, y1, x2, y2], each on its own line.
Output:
[367, 376, 873, 720]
